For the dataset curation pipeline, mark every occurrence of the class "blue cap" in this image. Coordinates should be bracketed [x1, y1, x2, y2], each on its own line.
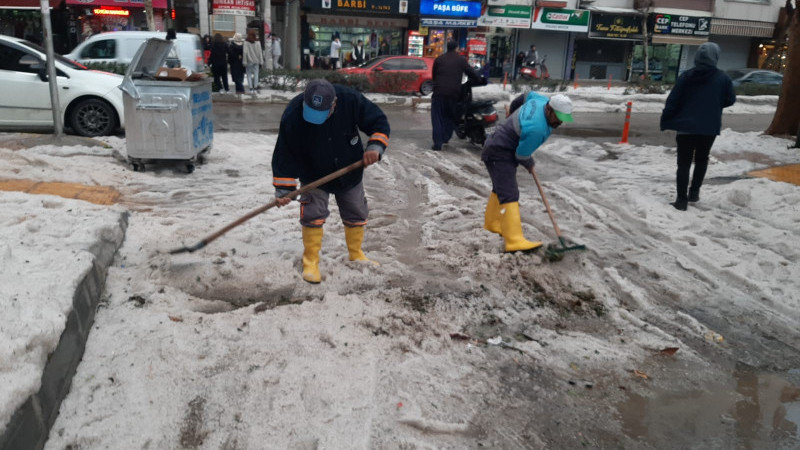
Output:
[302, 79, 336, 124]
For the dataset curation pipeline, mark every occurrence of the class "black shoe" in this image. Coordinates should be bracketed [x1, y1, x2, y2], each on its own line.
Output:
[671, 199, 688, 211]
[688, 190, 700, 202]
[431, 145, 442, 151]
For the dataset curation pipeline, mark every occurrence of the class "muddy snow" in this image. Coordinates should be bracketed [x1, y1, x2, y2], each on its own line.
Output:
[1, 108, 799, 448]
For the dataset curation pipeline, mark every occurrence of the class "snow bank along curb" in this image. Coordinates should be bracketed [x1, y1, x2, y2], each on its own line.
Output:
[0, 210, 128, 450]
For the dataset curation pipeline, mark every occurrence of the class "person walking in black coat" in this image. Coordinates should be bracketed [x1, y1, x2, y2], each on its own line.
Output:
[209, 33, 230, 93]
[352, 39, 365, 66]
[660, 42, 736, 211]
[228, 33, 245, 94]
[430, 40, 483, 150]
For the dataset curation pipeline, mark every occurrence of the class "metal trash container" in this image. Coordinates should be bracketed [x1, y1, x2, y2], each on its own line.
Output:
[119, 38, 213, 173]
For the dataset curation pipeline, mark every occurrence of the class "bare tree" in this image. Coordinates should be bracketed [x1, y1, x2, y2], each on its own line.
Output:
[635, 0, 654, 79]
[766, 0, 799, 138]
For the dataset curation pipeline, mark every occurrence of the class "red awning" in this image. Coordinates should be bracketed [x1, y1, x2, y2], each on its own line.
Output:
[0, 0, 63, 9]
[64, 0, 167, 8]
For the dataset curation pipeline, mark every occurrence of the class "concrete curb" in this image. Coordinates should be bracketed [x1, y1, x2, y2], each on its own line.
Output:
[0, 212, 129, 450]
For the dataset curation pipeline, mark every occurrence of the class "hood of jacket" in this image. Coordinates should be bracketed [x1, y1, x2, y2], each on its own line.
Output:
[686, 42, 721, 82]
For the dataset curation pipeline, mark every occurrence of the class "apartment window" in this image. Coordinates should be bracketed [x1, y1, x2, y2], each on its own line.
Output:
[213, 14, 235, 32]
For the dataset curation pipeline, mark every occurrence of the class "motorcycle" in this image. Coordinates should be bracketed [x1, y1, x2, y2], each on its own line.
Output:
[519, 55, 550, 80]
[455, 76, 498, 146]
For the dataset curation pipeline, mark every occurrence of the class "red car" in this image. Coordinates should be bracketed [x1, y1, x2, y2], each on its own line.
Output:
[340, 56, 434, 95]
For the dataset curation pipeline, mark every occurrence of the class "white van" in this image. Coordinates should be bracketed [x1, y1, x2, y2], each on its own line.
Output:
[65, 31, 204, 73]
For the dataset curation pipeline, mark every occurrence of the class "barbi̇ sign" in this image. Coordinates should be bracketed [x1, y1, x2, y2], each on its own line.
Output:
[531, 7, 589, 32]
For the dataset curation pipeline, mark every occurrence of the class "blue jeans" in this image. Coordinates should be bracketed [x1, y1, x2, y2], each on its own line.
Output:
[246, 63, 259, 91]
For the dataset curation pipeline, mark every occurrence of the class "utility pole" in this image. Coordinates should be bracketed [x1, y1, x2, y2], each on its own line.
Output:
[39, 0, 62, 137]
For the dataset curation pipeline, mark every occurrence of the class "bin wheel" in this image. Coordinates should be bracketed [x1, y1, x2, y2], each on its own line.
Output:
[186, 163, 195, 174]
[197, 155, 206, 165]
[132, 162, 144, 172]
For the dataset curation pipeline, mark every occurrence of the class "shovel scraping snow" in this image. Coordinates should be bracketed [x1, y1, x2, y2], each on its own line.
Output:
[530, 168, 586, 261]
[169, 160, 365, 254]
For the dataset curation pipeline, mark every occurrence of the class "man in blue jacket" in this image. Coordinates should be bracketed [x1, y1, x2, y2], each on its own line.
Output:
[272, 79, 390, 283]
[482, 92, 573, 252]
[661, 42, 736, 211]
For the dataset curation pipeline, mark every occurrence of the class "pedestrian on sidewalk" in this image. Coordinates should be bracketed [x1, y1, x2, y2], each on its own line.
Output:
[353, 39, 365, 66]
[271, 34, 282, 69]
[271, 79, 391, 284]
[329, 36, 341, 70]
[209, 33, 229, 93]
[660, 42, 736, 211]
[243, 28, 264, 93]
[481, 92, 573, 252]
[202, 34, 212, 66]
[430, 39, 484, 150]
[228, 33, 245, 94]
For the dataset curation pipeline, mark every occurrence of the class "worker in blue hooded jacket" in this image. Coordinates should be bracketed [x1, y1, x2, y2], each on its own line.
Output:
[661, 42, 736, 211]
[481, 91, 573, 252]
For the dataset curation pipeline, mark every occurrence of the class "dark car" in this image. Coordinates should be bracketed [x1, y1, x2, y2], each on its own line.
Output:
[726, 69, 783, 87]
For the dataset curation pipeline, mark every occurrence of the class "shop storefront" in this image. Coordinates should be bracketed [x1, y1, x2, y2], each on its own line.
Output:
[0, 0, 70, 52]
[303, 0, 416, 68]
[477, 4, 531, 77]
[628, 13, 711, 83]
[523, 6, 589, 81]
[64, 0, 167, 45]
[575, 8, 642, 81]
[418, 0, 481, 58]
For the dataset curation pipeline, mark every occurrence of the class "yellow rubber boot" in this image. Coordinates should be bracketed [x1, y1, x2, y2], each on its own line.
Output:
[345, 226, 379, 264]
[302, 226, 324, 283]
[484, 192, 502, 234]
[499, 202, 542, 252]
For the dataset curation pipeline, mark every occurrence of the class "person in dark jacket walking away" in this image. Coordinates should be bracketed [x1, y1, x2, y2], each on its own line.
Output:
[228, 33, 245, 94]
[209, 33, 229, 93]
[482, 92, 573, 252]
[660, 42, 736, 211]
[431, 40, 483, 150]
[272, 79, 391, 283]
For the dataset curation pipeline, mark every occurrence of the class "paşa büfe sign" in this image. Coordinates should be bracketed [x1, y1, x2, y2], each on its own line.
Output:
[588, 13, 642, 40]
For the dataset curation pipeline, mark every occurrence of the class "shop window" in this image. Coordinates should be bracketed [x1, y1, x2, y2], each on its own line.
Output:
[380, 58, 423, 70]
[213, 14, 235, 32]
[0, 44, 39, 73]
[81, 39, 116, 59]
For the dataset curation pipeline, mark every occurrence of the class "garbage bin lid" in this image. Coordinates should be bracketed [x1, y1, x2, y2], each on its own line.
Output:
[120, 38, 175, 99]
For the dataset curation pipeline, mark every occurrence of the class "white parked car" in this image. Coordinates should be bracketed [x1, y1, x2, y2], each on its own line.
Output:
[65, 31, 204, 74]
[0, 34, 124, 136]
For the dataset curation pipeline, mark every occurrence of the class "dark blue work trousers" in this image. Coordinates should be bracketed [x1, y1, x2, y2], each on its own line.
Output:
[484, 157, 523, 204]
[431, 95, 459, 149]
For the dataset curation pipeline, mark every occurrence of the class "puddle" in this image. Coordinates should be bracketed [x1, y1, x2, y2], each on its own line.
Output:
[617, 365, 800, 448]
[749, 164, 800, 186]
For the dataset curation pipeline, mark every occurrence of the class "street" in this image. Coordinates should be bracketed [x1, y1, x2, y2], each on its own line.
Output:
[213, 102, 776, 148]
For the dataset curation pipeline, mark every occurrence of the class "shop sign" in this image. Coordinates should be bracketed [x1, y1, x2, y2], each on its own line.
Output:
[212, 0, 255, 16]
[467, 38, 486, 54]
[419, 0, 481, 19]
[652, 14, 711, 37]
[478, 5, 531, 28]
[588, 13, 642, 40]
[64, 0, 167, 7]
[93, 7, 130, 15]
[420, 17, 477, 27]
[306, 13, 409, 28]
[308, 0, 407, 15]
[487, 0, 528, 5]
[531, 7, 588, 32]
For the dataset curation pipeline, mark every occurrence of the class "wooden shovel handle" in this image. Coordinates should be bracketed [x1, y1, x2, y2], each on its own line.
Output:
[530, 167, 562, 238]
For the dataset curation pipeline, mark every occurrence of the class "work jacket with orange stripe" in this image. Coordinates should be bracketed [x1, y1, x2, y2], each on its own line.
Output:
[272, 84, 390, 194]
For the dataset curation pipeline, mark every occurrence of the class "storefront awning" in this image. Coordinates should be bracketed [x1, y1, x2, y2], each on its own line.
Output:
[64, 0, 167, 8]
[585, 6, 640, 15]
[306, 13, 408, 29]
[0, 0, 63, 9]
[711, 18, 774, 37]
[652, 35, 708, 45]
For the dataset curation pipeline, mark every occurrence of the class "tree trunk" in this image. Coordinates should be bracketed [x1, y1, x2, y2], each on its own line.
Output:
[766, 0, 800, 136]
[144, 0, 155, 32]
